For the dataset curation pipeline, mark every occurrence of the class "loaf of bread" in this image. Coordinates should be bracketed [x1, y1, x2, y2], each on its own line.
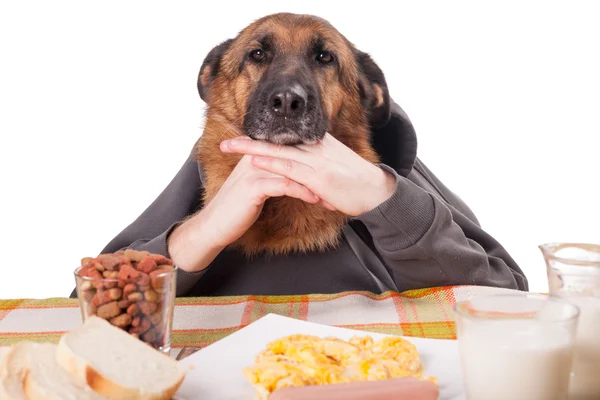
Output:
[23, 342, 106, 400]
[57, 316, 186, 400]
[0, 316, 186, 400]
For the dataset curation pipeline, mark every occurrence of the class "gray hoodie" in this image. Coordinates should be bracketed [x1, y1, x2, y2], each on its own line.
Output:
[73, 102, 527, 297]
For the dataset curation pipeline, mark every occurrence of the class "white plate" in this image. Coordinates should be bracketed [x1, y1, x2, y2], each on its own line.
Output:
[175, 314, 465, 400]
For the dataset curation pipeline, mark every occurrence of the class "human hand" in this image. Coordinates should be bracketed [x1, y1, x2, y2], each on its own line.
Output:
[167, 152, 320, 272]
[220, 133, 396, 217]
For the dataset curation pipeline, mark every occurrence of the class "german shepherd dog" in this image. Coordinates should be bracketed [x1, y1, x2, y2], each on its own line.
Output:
[196, 13, 391, 256]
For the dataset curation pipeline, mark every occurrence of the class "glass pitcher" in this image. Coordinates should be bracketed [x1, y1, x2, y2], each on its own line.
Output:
[540, 243, 600, 400]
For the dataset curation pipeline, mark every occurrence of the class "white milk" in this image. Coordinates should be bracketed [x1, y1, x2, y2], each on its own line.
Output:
[567, 297, 600, 400]
[459, 325, 574, 400]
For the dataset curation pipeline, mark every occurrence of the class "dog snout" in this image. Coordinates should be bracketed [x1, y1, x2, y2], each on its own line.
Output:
[268, 83, 308, 119]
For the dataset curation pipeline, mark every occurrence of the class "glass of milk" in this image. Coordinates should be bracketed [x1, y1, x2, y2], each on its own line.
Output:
[540, 243, 600, 400]
[455, 294, 579, 400]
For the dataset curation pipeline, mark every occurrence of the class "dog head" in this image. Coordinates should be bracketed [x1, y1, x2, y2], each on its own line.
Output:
[197, 13, 390, 145]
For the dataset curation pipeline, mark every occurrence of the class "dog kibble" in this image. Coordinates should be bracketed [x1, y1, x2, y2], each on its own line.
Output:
[80, 281, 93, 292]
[97, 301, 121, 319]
[77, 249, 175, 351]
[117, 299, 132, 309]
[108, 288, 122, 300]
[138, 300, 157, 315]
[127, 292, 144, 302]
[102, 270, 119, 279]
[149, 312, 162, 326]
[104, 280, 118, 290]
[127, 303, 140, 316]
[124, 249, 150, 263]
[144, 289, 159, 302]
[123, 283, 137, 297]
[137, 257, 158, 274]
[110, 313, 132, 328]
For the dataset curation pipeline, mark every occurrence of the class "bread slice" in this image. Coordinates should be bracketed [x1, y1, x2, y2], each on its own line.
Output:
[22, 342, 106, 400]
[0, 346, 11, 362]
[57, 316, 186, 400]
[0, 342, 29, 400]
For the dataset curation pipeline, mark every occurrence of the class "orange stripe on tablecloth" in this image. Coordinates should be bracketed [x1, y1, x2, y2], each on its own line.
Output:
[433, 288, 455, 334]
[239, 297, 256, 327]
[9, 304, 79, 310]
[257, 299, 266, 320]
[409, 299, 426, 337]
[0, 331, 68, 336]
[287, 297, 294, 317]
[392, 293, 408, 324]
[298, 295, 309, 320]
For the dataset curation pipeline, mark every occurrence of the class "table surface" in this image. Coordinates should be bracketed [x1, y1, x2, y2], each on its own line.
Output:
[0, 285, 520, 358]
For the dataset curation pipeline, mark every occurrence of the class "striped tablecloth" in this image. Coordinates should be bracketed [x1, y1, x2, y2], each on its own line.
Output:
[0, 285, 520, 353]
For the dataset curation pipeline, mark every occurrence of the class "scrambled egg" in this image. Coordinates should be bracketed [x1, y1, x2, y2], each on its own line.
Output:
[243, 334, 437, 399]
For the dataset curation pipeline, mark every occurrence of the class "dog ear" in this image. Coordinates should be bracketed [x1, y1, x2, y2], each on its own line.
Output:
[197, 39, 233, 101]
[356, 51, 391, 128]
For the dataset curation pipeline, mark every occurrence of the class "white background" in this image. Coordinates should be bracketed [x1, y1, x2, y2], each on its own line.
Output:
[1, 1, 598, 299]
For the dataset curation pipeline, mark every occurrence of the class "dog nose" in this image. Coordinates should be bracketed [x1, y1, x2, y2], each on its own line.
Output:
[269, 85, 307, 118]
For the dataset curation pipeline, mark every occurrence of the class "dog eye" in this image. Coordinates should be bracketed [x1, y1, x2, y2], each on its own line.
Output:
[249, 49, 266, 62]
[316, 51, 334, 64]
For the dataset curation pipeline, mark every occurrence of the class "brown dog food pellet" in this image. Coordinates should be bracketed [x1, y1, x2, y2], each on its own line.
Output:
[137, 272, 151, 288]
[117, 300, 132, 309]
[130, 316, 151, 335]
[136, 257, 158, 274]
[149, 312, 162, 326]
[127, 303, 140, 316]
[110, 313, 132, 328]
[150, 254, 173, 266]
[127, 292, 143, 302]
[138, 300, 157, 315]
[91, 290, 113, 308]
[102, 270, 119, 279]
[103, 281, 118, 290]
[96, 301, 121, 319]
[123, 283, 137, 297]
[118, 264, 140, 282]
[97, 254, 124, 271]
[108, 288, 122, 300]
[124, 249, 151, 263]
[149, 268, 172, 289]
[144, 289, 159, 303]
[92, 261, 105, 272]
[81, 257, 93, 266]
[80, 281, 93, 292]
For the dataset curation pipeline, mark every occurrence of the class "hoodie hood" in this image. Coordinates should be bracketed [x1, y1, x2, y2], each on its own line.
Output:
[370, 100, 418, 178]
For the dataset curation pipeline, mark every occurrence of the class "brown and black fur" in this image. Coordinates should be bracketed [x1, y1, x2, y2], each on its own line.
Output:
[196, 13, 391, 256]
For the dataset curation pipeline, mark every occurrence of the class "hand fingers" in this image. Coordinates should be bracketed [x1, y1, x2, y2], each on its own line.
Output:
[220, 137, 314, 165]
[320, 199, 337, 211]
[233, 155, 280, 179]
[250, 156, 316, 189]
[253, 177, 320, 205]
[296, 132, 334, 153]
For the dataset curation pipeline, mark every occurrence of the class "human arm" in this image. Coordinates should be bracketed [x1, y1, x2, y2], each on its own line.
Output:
[222, 135, 528, 291]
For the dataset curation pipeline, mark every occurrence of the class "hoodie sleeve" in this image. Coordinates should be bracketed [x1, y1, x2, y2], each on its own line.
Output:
[69, 149, 208, 297]
[354, 160, 528, 292]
